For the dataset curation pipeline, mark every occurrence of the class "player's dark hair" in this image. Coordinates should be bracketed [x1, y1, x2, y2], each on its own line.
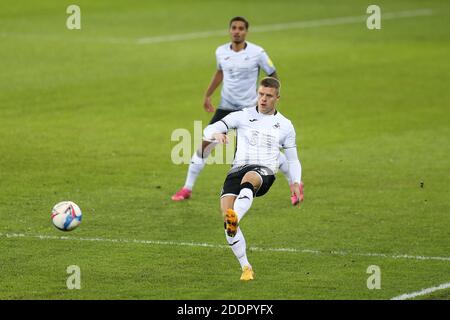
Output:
[260, 77, 281, 95]
[229, 16, 249, 29]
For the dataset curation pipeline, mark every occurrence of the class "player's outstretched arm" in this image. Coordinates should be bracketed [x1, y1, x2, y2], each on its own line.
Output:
[203, 70, 223, 112]
[203, 120, 228, 143]
[203, 110, 242, 143]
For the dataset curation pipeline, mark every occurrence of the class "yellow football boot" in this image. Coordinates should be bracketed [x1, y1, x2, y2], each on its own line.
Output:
[240, 266, 255, 281]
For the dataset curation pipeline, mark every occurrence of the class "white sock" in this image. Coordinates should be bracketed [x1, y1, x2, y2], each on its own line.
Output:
[184, 152, 206, 190]
[234, 187, 254, 221]
[278, 152, 292, 184]
[225, 227, 250, 269]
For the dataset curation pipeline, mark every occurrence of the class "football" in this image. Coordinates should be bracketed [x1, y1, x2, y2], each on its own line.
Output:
[51, 201, 82, 231]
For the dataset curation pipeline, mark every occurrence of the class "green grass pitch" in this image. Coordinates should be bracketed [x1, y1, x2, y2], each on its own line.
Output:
[0, 0, 449, 299]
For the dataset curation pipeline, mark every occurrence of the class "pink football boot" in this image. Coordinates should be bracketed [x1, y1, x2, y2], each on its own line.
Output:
[171, 187, 192, 201]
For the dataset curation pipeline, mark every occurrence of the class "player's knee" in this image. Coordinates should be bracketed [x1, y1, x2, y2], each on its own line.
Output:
[240, 181, 256, 197]
[241, 172, 261, 190]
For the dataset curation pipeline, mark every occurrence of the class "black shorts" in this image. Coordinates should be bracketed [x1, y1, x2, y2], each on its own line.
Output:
[221, 165, 276, 198]
[208, 109, 235, 125]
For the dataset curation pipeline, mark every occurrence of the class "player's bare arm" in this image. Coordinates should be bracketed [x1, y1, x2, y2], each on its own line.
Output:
[203, 70, 223, 112]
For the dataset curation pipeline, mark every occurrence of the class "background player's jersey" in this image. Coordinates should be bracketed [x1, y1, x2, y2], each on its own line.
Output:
[216, 42, 276, 111]
[219, 107, 296, 173]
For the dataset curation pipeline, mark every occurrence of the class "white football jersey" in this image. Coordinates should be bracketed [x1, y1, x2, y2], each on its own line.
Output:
[216, 42, 276, 110]
[219, 107, 296, 173]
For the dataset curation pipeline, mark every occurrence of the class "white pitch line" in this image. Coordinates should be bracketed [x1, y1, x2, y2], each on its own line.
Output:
[1, 232, 449, 262]
[391, 282, 450, 300]
[137, 9, 433, 44]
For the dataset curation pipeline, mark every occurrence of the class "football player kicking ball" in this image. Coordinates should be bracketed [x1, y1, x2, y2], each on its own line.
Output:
[171, 16, 304, 205]
[203, 78, 302, 281]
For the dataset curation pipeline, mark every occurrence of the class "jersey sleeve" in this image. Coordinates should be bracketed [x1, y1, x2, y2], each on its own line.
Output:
[203, 111, 243, 141]
[215, 49, 222, 70]
[220, 110, 243, 129]
[284, 147, 302, 184]
[203, 121, 228, 141]
[258, 50, 276, 75]
[281, 123, 297, 149]
[282, 124, 301, 184]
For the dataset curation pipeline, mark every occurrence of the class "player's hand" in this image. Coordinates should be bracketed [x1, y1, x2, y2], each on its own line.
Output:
[292, 182, 302, 208]
[203, 96, 215, 113]
[212, 133, 228, 144]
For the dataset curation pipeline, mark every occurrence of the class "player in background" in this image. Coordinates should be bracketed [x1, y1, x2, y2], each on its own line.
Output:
[203, 78, 302, 280]
[172, 16, 304, 205]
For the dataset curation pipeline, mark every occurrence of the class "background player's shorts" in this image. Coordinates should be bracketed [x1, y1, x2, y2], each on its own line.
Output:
[220, 165, 276, 198]
[208, 109, 235, 125]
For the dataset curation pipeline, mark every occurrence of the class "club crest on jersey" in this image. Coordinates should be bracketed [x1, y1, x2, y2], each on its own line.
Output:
[273, 122, 280, 129]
